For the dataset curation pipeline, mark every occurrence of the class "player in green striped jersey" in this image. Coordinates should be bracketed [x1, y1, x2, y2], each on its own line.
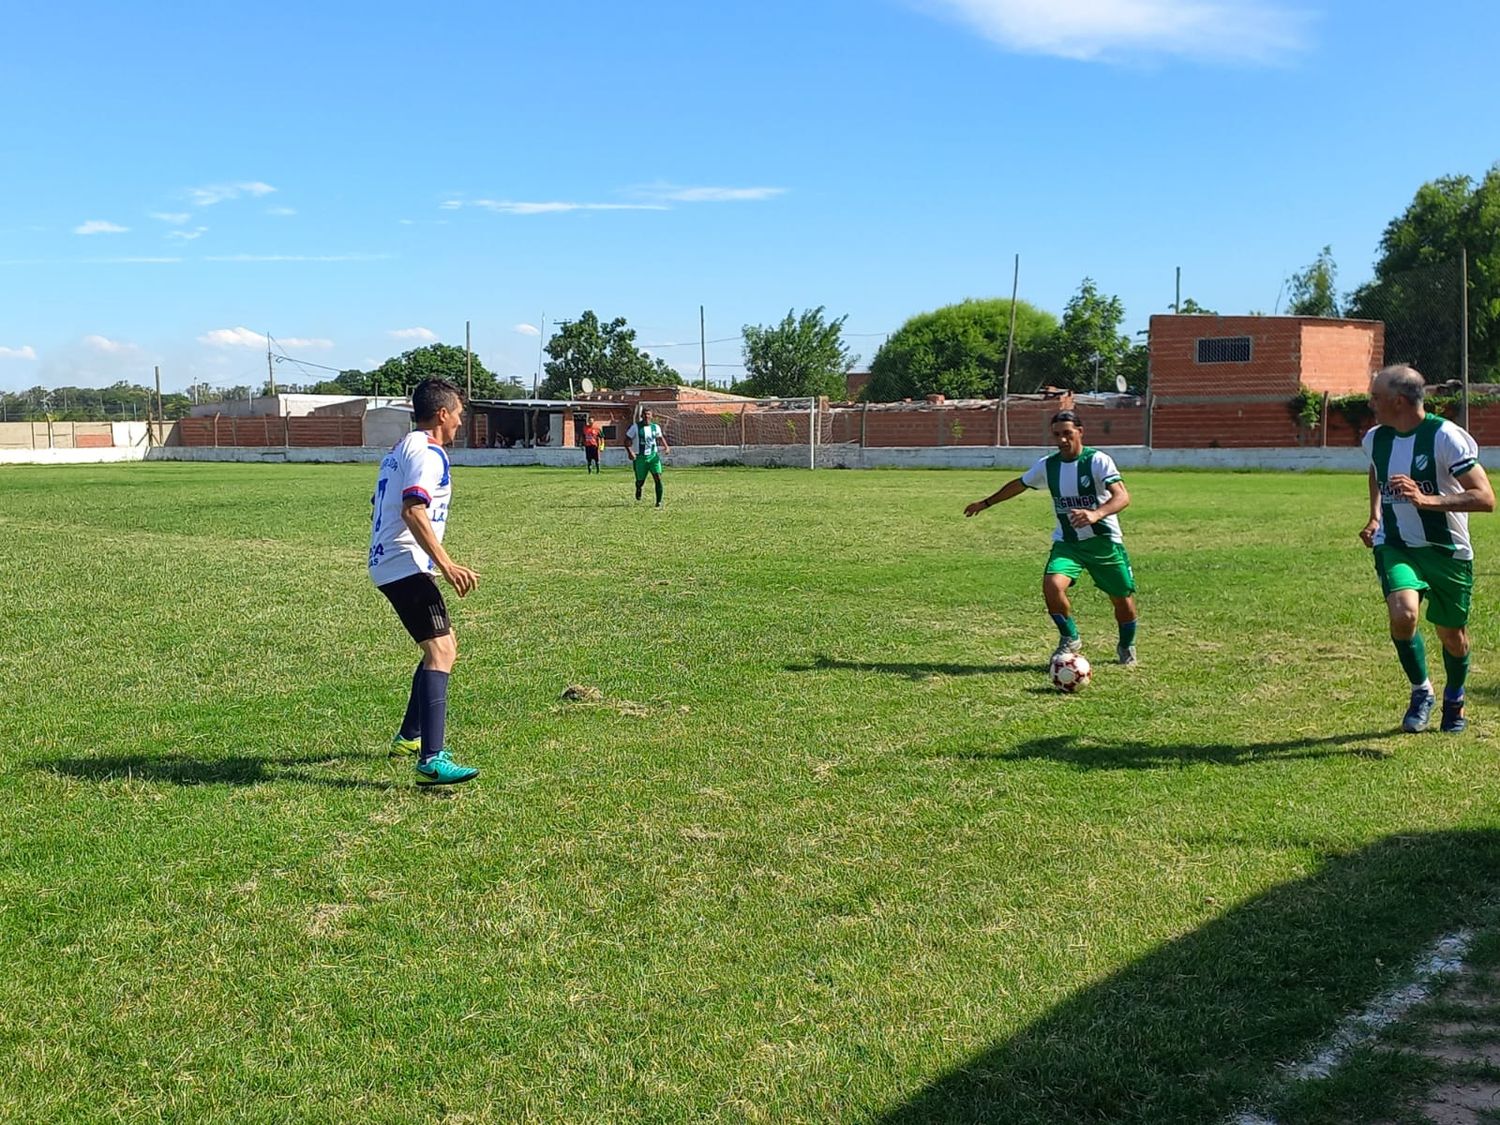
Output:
[965, 410, 1139, 666]
[1361, 365, 1494, 733]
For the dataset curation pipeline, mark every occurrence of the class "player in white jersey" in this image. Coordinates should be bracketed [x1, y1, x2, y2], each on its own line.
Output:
[625, 407, 670, 507]
[1360, 365, 1494, 733]
[369, 377, 481, 785]
[965, 410, 1139, 665]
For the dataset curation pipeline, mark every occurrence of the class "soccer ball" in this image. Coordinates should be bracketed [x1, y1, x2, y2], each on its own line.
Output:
[1050, 652, 1092, 693]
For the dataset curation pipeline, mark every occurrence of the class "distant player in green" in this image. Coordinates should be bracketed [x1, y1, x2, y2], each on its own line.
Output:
[964, 410, 1139, 665]
[1360, 364, 1494, 733]
[626, 407, 671, 507]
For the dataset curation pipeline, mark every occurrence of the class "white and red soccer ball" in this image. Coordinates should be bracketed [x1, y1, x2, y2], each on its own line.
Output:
[1050, 652, 1092, 693]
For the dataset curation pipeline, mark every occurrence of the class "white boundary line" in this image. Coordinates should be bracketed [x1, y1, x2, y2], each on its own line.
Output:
[1228, 929, 1474, 1125]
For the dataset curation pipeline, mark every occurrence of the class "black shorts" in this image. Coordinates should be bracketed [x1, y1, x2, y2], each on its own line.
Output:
[585, 445, 600, 463]
[378, 572, 452, 642]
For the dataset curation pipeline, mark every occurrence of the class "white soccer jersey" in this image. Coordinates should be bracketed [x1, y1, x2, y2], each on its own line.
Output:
[368, 431, 453, 586]
[1019, 448, 1125, 543]
[1363, 413, 1480, 559]
[626, 421, 663, 457]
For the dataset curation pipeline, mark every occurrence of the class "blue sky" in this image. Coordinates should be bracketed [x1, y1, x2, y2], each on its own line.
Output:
[1, 0, 1496, 394]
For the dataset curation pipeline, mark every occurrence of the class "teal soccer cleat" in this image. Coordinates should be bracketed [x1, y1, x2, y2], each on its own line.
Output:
[415, 748, 479, 786]
[1402, 686, 1436, 733]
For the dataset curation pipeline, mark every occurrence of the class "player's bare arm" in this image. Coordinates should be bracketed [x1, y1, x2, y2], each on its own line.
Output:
[1069, 481, 1130, 528]
[964, 477, 1027, 517]
[1391, 466, 1497, 514]
[402, 499, 479, 596]
[1359, 466, 1383, 547]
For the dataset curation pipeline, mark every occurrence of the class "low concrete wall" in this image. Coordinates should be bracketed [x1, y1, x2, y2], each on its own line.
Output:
[0, 443, 1453, 473]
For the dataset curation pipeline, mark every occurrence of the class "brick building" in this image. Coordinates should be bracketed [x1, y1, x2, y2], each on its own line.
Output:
[1148, 314, 1384, 448]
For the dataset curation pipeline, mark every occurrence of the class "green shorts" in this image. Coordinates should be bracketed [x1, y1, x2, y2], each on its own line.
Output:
[1374, 544, 1473, 629]
[1045, 539, 1136, 599]
[633, 454, 663, 483]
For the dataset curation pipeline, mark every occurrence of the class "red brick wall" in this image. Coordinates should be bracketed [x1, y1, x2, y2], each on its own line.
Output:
[1300, 322, 1384, 395]
[176, 415, 364, 447]
[1150, 402, 1305, 448]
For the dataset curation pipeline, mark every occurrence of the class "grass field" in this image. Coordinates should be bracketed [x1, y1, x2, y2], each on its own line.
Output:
[3, 462, 1500, 1123]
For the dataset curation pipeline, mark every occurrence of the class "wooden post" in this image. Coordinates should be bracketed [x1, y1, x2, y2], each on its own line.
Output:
[739, 404, 746, 451]
[994, 400, 1003, 446]
[861, 401, 869, 448]
[213, 413, 219, 448]
[1320, 391, 1330, 448]
[232, 416, 239, 446]
[284, 413, 291, 448]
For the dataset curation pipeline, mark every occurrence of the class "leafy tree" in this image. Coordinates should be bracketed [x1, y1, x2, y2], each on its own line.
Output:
[368, 343, 505, 398]
[1035, 278, 1133, 393]
[1347, 166, 1500, 379]
[865, 298, 1057, 402]
[1286, 245, 1340, 317]
[737, 307, 855, 399]
[539, 311, 682, 398]
[1176, 297, 1217, 315]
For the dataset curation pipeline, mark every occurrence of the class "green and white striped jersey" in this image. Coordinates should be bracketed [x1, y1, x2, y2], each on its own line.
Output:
[1363, 413, 1481, 559]
[1019, 447, 1125, 543]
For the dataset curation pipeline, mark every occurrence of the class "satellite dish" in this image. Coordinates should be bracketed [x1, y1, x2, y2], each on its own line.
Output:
[580, 378, 595, 395]
[1115, 373, 1128, 394]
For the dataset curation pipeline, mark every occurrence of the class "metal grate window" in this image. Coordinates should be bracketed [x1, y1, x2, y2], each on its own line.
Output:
[1196, 336, 1252, 363]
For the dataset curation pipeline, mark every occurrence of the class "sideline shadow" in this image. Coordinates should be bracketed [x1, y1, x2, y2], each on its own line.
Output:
[785, 654, 1048, 681]
[876, 828, 1500, 1124]
[959, 730, 1396, 771]
[40, 752, 394, 791]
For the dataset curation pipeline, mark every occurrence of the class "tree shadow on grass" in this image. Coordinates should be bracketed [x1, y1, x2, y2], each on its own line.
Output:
[785, 654, 1048, 681]
[875, 828, 1500, 1125]
[39, 752, 396, 792]
[954, 730, 1397, 771]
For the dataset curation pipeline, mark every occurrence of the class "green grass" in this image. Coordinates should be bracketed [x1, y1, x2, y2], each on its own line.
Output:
[2, 462, 1499, 1123]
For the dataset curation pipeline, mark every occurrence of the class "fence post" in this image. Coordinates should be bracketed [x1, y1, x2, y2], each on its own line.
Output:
[284, 414, 290, 449]
[213, 414, 219, 448]
[1320, 391, 1330, 448]
[232, 416, 239, 446]
[740, 404, 746, 452]
[861, 401, 869, 448]
[808, 398, 816, 470]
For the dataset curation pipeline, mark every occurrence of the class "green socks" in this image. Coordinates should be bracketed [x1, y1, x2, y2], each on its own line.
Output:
[1393, 634, 1428, 687]
[1050, 614, 1079, 640]
[1443, 647, 1470, 699]
[1119, 619, 1138, 647]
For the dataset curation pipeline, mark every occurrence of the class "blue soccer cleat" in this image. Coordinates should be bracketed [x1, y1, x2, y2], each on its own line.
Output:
[1402, 686, 1436, 733]
[1440, 696, 1467, 734]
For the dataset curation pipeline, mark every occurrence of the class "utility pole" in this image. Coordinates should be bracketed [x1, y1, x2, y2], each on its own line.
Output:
[154, 365, 163, 445]
[1174, 267, 1181, 314]
[266, 331, 276, 397]
[1461, 246, 1471, 430]
[700, 305, 707, 390]
[1000, 253, 1020, 446]
[465, 319, 473, 400]
[534, 312, 546, 397]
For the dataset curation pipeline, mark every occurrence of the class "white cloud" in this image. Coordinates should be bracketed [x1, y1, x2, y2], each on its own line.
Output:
[649, 185, 787, 203]
[389, 327, 437, 342]
[199, 326, 333, 349]
[266, 206, 297, 216]
[185, 181, 277, 206]
[81, 256, 182, 264]
[0, 345, 37, 360]
[83, 334, 138, 354]
[74, 220, 129, 235]
[167, 227, 209, 241]
[513, 323, 541, 337]
[916, 0, 1310, 62]
[439, 199, 464, 210]
[150, 211, 191, 224]
[463, 199, 668, 215]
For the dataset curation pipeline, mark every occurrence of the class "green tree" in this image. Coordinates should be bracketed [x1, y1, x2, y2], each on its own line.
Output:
[1035, 278, 1132, 393]
[368, 343, 504, 398]
[1176, 297, 1217, 315]
[865, 298, 1057, 402]
[1286, 245, 1340, 317]
[737, 307, 855, 399]
[1346, 166, 1500, 379]
[539, 311, 682, 398]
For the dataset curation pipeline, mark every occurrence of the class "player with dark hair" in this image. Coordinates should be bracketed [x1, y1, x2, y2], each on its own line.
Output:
[368, 377, 481, 785]
[964, 410, 1140, 665]
[625, 407, 670, 507]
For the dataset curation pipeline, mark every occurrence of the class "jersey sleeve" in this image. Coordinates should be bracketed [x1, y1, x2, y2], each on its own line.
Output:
[1361, 426, 1378, 463]
[400, 443, 443, 506]
[625, 424, 638, 446]
[1439, 424, 1480, 479]
[1094, 451, 1122, 485]
[1019, 457, 1049, 490]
